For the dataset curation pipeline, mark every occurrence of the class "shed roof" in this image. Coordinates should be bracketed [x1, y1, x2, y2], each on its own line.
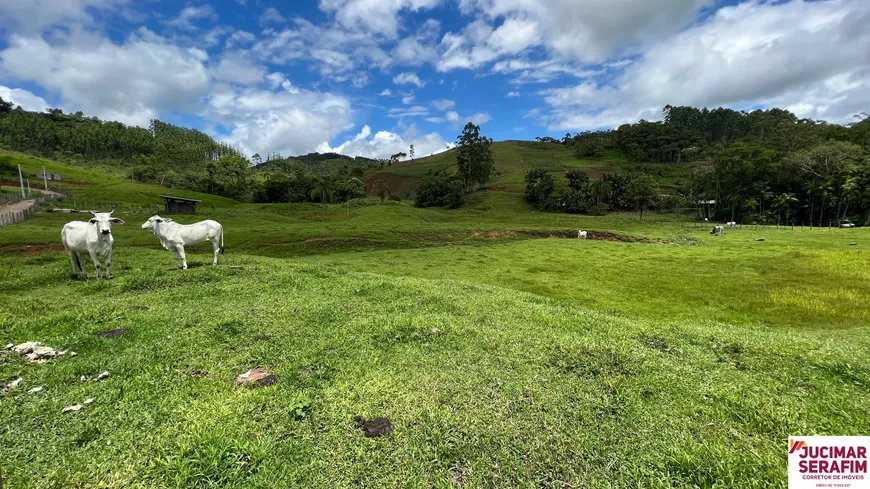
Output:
[159, 195, 202, 203]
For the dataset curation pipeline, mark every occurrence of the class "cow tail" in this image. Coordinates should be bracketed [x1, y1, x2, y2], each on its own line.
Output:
[220, 226, 225, 255]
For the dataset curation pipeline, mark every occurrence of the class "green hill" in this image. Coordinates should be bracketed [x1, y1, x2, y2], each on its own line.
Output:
[0, 151, 240, 209]
[367, 141, 697, 197]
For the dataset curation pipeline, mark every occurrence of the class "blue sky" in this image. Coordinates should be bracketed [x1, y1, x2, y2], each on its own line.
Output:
[0, 0, 868, 160]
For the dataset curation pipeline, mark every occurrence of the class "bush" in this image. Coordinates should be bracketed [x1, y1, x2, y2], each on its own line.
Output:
[335, 178, 365, 202]
[373, 179, 390, 202]
[415, 173, 465, 208]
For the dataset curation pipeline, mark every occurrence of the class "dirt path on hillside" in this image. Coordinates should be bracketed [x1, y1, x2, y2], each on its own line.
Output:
[0, 199, 37, 222]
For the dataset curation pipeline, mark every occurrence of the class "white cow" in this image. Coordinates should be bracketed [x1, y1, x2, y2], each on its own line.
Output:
[61, 211, 125, 279]
[725, 221, 737, 228]
[577, 230, 588, 239]
[141, 215, 224, 269]
[711, 225, 724, 236]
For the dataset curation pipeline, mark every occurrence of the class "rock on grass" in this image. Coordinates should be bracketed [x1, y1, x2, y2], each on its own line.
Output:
[235, 368, 276, 388]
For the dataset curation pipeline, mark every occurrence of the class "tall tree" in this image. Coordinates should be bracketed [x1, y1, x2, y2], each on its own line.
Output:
[455, 122, 494, 192]
[626, 174, 660, 220]
[409, 145, 415, 160]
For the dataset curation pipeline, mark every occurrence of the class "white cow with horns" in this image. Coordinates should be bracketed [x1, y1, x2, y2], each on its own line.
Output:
[141, 215, 224, 269]
[61, 211, 125, 279]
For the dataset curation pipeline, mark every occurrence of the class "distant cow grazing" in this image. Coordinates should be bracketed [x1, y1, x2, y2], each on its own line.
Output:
[61, 211, 125, 279]
[578, 230, 588, 239]
[711, 225, 724, 236]
[141, 215, 224, 269]
[726, 221, 737, 228]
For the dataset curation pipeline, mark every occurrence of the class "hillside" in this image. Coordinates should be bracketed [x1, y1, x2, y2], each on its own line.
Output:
[366, 141, 697, 198]
[0, 151, 240, 209]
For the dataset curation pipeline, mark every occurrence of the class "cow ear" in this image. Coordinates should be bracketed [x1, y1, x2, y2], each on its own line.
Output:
[155, 218, 164, 223]
[111, 218, 125, 224]
[89, 218, 98, 224]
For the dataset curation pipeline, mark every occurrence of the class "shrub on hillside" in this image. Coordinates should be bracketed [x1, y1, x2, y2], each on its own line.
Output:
[415, 173, 465, 208]
[335, 178, 366, 202]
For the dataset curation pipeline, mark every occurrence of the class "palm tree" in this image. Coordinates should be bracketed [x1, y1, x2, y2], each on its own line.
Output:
[310, 177, 335, 220]
[773, 192, 798, 227]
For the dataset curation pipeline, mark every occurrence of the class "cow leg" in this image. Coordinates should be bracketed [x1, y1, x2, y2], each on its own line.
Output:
[176, 244, 188, 270]
[78, 253, 88, 279]
[69, 251, 80, 274]
[173, 247, 183, 269]
[210, 238, 220, 265]
[105, 247, 114, 279]
[88, 249, 102, 279]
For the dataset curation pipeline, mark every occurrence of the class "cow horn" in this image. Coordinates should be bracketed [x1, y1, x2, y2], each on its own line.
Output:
[109, 209, 114, 216]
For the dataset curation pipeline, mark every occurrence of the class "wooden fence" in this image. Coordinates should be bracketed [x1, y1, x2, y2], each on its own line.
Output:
[0, 192, 64, 226]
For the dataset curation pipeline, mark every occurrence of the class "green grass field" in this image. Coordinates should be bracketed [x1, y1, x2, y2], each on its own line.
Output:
[2, 152, 869, 488]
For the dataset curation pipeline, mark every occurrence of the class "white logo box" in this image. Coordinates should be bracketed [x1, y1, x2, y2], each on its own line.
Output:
[789, 436, 870, 489]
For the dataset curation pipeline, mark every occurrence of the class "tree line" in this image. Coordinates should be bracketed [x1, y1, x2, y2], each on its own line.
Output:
[531, 106, 870, 225]
[0, 98, 376, 204]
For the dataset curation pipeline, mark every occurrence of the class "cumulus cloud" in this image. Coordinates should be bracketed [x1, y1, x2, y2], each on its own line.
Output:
[432, 98, 454, 110]
[259, 7, 285, 26]
[252, 19, 392, 82]
[166, 6, 217, 30]
[213, 51, 267, 85]
[379, 88, 393, 96]
[506, 91, 520, 97]
[0, 0, 129, 32]
[208, 82, 353, 157]
[317, 124, 455, 160]
[0, 85, 49, 112]
[318, 0, 442, 37]
[0, 28, 210, 127]
[393, 72, 425, 87]
[456, 0, 709, 64]
[537, 0, 870, 130]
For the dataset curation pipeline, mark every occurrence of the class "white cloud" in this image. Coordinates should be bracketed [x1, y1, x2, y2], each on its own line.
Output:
[469, 112, 491, 125]
[0, 28, 210, 127]
[318, 0, 442, 37]
[445, 110, 459, 122]
[0, 85, 49, 112]
[209, 82, 353, 157]
[506, 91, 520, 98]
[432, 98, 454, 111]
[213, 51, 267, 86]
[392, 37, 439, 65]
[513, 126, 524, 132]
[252, 20, 392, 82]
[388, 105, 428, 118]
[492, 58, 603, 84]
[393, 71, 425, 87]
[318, 124, 455, 160]
[0, 0, 129, 32]
[166, 6, 217, 30]
[227, 30, 256, 47]
[537, 0, 870, 130]
[259, 7, 285, 26]
[457, 0, 710, 64]
[379, 89, 393, 96]
[402, 94, 416, 104]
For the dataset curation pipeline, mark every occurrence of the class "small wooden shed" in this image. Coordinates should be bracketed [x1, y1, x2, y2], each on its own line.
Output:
[160, 195, 201, 214]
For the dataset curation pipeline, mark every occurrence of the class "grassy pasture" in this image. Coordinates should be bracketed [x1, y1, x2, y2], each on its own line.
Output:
[2, 153, 870, 488]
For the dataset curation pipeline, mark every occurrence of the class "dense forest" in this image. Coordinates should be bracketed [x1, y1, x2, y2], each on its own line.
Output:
[0, 97, 375, 205]
[532, 106, 870, 225]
